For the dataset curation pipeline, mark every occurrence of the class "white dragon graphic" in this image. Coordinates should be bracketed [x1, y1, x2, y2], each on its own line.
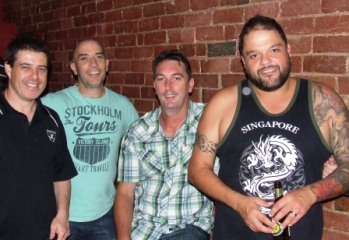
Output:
[241, 135, 300, 202]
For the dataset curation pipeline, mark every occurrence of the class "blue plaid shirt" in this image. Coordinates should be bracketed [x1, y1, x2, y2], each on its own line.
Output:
[118, 101, 214, 239]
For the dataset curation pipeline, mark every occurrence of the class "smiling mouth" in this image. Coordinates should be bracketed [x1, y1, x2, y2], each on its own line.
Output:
[26, 83, 39, 88]
[164, 93, 177, 100]
[88, 71, 100, 75]
[259, 66, 277, 74]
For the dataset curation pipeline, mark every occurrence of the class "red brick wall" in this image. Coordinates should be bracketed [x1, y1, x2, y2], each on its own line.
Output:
[3, 0, 349, 238]
[0, 0, 2, 21]
[0, 0, 17, 58]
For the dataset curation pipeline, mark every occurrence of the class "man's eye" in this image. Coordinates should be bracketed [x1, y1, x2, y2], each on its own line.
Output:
[21, 65, 30, 70]
[78, 56, 88, 61]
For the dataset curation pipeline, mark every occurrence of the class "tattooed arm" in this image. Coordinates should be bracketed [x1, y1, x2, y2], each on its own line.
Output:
[188, 85, 275, 234]
[194, 133, 217, 153]
[311, 82, 349, 198]
[270, 81, 349, 228]
[322, 157, 349, 196]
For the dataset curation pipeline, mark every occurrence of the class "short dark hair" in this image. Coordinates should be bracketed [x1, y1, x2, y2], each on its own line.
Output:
[5, 36, 52, 75]
[152, 49, 192, 80]
[238, 15, 288, 55]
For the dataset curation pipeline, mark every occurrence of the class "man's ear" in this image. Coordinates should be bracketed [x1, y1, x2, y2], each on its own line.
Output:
[70, 62, 77, 75]
[188, 77, 194, 93]
[4, 62, 11, 78]
[241, 56, 246, 67]
[287, 44, 291, 55]
[106, 59, 109, 72]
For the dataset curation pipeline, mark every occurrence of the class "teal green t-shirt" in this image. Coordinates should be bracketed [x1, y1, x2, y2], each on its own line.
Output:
[41, 85, 138, 221]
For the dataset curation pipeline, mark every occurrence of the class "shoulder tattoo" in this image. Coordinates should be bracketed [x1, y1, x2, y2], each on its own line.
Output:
[312, 84, 349, 156]
[312, 84, 348, 127]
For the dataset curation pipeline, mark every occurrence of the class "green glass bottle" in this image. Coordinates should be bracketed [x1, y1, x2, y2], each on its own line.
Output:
[273, 181, 291, 240]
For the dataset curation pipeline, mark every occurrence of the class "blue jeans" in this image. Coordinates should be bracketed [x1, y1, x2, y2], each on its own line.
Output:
[68, 207, 116, 240]
[159, 224, 210, 240]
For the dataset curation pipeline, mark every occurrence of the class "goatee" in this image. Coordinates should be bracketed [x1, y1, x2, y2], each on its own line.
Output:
[245, 58, 291, 92]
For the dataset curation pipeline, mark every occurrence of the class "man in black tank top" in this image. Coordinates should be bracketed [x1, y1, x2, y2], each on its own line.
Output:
[188, 15, 349, 240]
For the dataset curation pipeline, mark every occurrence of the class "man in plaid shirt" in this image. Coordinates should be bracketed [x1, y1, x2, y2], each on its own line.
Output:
[115, 50, 217, 240]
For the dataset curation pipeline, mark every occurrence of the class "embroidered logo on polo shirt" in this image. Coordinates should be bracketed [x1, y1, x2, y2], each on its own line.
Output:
[47, 129, 56, 143]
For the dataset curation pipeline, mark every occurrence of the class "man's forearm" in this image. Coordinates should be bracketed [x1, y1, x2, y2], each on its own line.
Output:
[53, 180, 71, 218]
[115, 183, 136, 240]
[310, 164, 349, 202]
[115, 198, 134, 239]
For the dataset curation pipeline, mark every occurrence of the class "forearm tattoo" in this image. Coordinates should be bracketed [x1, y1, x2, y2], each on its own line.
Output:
[312, 84, 349, 200]
[195, 132, 217, 154]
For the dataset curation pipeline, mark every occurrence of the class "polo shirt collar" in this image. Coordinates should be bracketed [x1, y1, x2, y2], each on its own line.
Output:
[0, 92, 49, 122]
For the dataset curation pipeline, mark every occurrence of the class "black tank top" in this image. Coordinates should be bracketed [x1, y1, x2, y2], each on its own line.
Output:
[214, 79, 331, 240]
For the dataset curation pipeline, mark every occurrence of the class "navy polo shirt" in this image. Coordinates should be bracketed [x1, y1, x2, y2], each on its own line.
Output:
[0, 93, 77, 239]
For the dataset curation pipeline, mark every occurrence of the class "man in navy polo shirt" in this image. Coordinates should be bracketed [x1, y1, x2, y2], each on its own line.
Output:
[0, 36, 77, 240]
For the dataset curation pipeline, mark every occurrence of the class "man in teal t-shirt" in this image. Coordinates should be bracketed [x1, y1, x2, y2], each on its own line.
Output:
[42, 39, 138, 240]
